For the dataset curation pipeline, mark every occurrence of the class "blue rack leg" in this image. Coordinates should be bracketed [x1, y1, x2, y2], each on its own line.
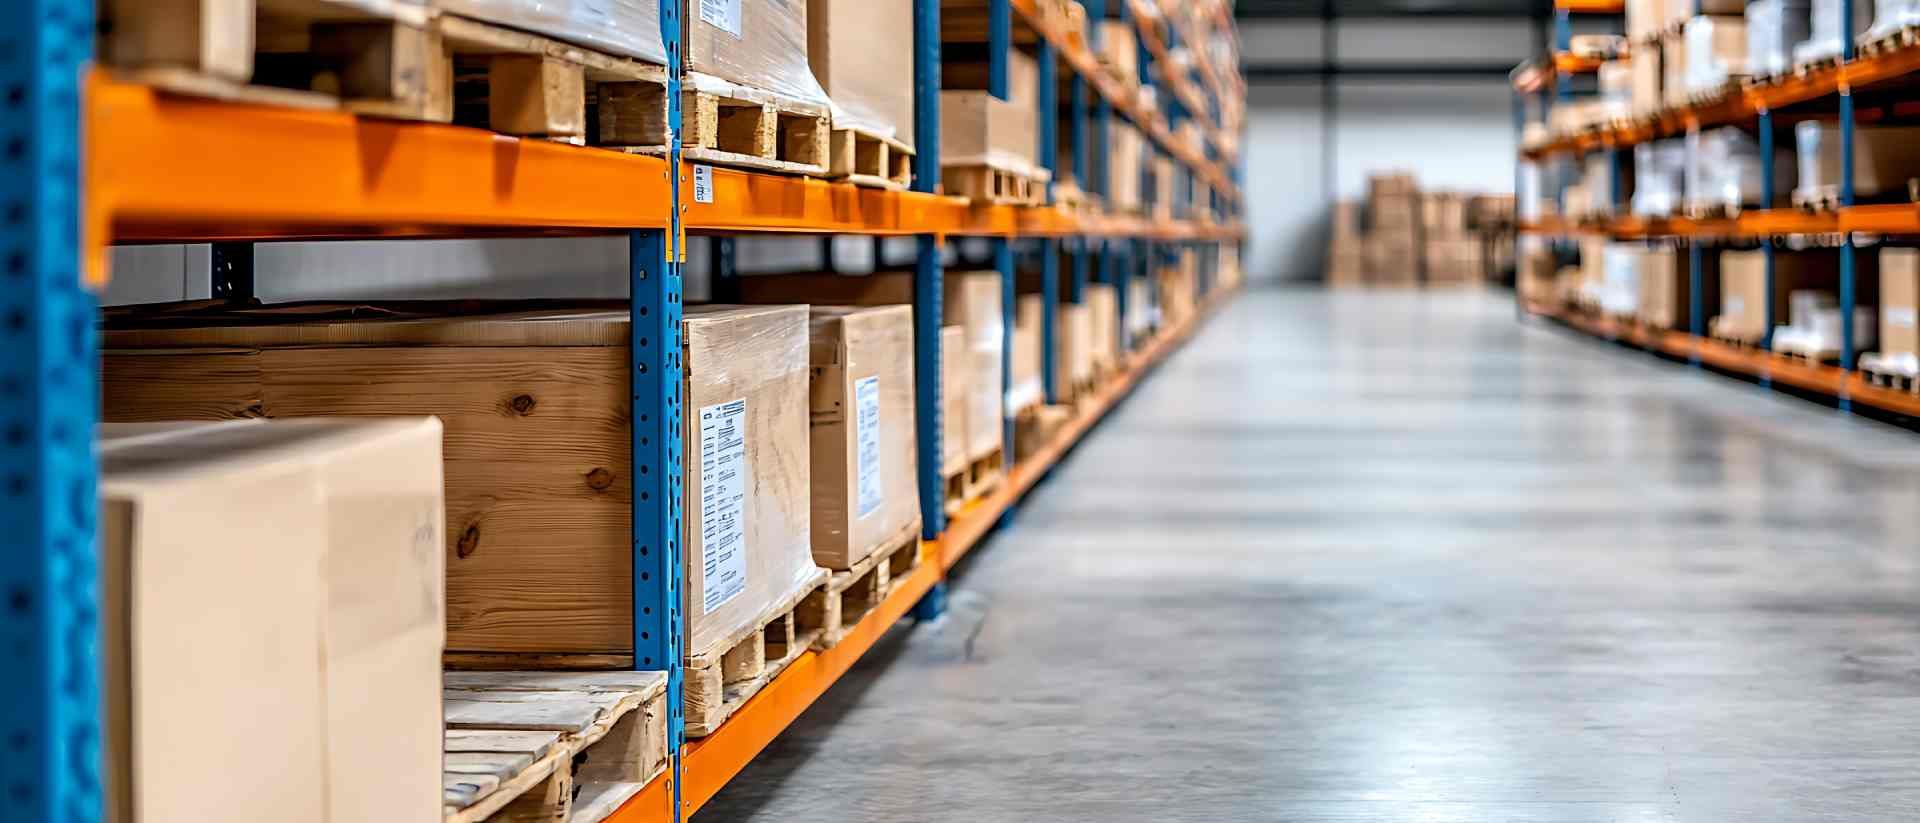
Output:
[996, 238, 1017, 462]
[1042, 238, 1060, 402]
[912, 581, 949, 620]
[628, 227, 684, 755]
[1, 1, 100, 820]
[1689, 242, 1704, 367]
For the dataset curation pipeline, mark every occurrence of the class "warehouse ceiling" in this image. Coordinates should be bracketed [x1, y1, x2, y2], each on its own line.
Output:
[1236, 0, 1547, 18]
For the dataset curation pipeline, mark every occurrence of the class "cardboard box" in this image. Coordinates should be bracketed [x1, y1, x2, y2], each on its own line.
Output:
[940, 90, 1038, 172]
[1055, 302, 1093, 396]
[1627, 0, 1663, 42]
[1662, 33, 1687, 109]
[102, 303, 818, 665]
[102, 418, 444, 823]
[1128, 277, 1154, 336]
[737, 271, 1005, 461]
[1086, 283, 1119, 374]
[1666, 0, 1746, 30]
[1637, 246, 1722, 330]
[809, 0, 915, 147]
[434, 0, 663, 63]
[1631, 48, 1662, 116]
[1010, 296, 1044, 415]
[1421, 193, 1469, 238]
[1366, 171, 1418, 203]
[1369, 193, 1420, 231]
[1098, 19, 1138, 85]
[1712, 249, 1842, 343]
[1108, 122, 1144, 212]
[1365, 236, 1421, 285]
[804, 306, 921, 570]
[1151, 155, 1176, 219]
[1882, 248, 1920, 358]
[1796, 123, 1920, 201]
[685, 0, 828, 106]
[940, 325, 969, 476]
[1424, 238, 1484, 285]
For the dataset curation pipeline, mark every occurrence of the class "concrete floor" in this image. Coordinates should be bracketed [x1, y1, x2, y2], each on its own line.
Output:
[699, 288, 1920, 822]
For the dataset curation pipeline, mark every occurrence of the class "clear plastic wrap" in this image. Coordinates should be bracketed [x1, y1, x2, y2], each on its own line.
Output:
[687, 0, 832, 108]
[809, 0, 915, 146]
[435, 0, 666, 64]
[1685, 127, 1795, 214]
[1601, 244, 1643, 317]
[1632, 140, 1687, 217]
[803, 306, 920, 570]
[1599, 60, 1632, 116]
[1747, 0, 1814, 78]
[1868, 0, 1920, 40]
[1684, 14, 1749, 93]
[1794, 0, 1873, 65]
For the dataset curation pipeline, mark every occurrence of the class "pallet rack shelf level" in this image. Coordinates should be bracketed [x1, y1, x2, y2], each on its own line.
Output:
[18, 0, 1249, 821]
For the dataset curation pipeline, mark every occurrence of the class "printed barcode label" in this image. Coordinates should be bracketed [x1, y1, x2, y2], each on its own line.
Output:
[693, 165, 714, 204]
[854, 376, 884, 518]
[1892, 307, 1918, 328]
[698, 399, 749, 614]
[699, 0, 742, 38]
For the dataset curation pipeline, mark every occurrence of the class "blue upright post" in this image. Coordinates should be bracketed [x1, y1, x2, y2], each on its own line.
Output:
[1841, 90, 1857, 394]
[1689, 242, 1704, 365]
[1042, 240, 1061, 403]
[1071, 76, 1089, 199]
[1759, 110, 1777, 373]
[1039, 42, 1058, 202]
[912, 0, 947, 618]
[2, 2, 97, 819]
[989, 0, 1011, 99]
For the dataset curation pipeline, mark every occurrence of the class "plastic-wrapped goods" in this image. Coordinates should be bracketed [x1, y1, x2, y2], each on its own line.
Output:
[1638, 245, 1718, 330]
[1519, 161, 1546, 222]
[1684, 15, 1749, 93]
[1774, 290, 1876, 356]
[1795, 121, 1920, 204]
[1868, 0, 1920, 42]
[436, 0, 666, 63]
[1633, 140, 1687, 217]
[1794, 0, 1874, 65]
[1685, 127, 1796, 215]
[1629, 0, 1665, 41]
[1599, 60, 1633, 119]
[100, 302, 825, 667]
[1601, 244, 1644, 317]
[686, 0, 831, 107]
[1748, 0, 1814, 78]
[1715, 249, 1838, 342]
[810, 0, 915, 147]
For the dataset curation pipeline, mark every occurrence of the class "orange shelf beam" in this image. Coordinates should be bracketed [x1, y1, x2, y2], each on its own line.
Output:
[607, 287, 1238, 823]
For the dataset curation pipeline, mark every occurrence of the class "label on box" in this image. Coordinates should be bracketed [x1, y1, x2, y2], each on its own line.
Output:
[699, 0, 742, 38]
[698, 399, 749, 614]
[1892, 307, 1918, 329]
[1726, 296, 1745, 319]
[693, 165, 714, 204]
[855, 376, 884, 519]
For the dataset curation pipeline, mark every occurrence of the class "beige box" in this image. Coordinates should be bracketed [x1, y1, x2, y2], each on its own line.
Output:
[1662, 33, 1687, 109]
[1128, 277, 1154, 336]
[1712, 250, 1841, 343]
[1631, 49, 1662, 116]
[737, 271, 1006, 461]
[1798, 124, 1920, 201]
[805, 306, 921, 570]
[1109, 121, 1144, 211]
[1638, 247, 1720, 330]
[1627, 0, 1663, 42]
[1086, 283, 1119, 374]
[1666, 0, 1745, 30]
[1098, 19, 1138, 85]
[102, 418, 444, 823]
[1010, 295, 1044, 415]
[1369, 193, 1420, 231]
[434, 0, 663, 63]
[940, 325, 969, 476]
[941, 90, 1037, 172]
[1424, 238, 1484, 284]
[1055, 302, 1093, 396]
[809, 0, 915, 147]
[102, 304, 817, 665]
[1421, 193, 1469, 238]
[1882, 248, 1920, 358]
[1151, 155, 1176, 219]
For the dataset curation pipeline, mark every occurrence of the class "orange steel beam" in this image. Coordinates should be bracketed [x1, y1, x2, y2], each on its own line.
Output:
[608, 285, 1241, 822]
[682, 164, 971, 235]
[86, 74, 674, 276]
[1556, 0, 1625, 10]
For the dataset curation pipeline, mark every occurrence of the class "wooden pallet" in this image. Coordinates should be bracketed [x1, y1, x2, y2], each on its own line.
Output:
[943, 446, 1006, 516]
[442, 670, 670, 823]
[1860, 354, 1920, 392]
[1684, 201, 1742, 221]
[944, 162, 1052, 206]
[799, 530, 923, 651]
[826, 126, 915, 190]
[1861, 25, 1920, 57]
[1776, 345, 1843, 366]
[637, 75, 831, 176]
[1793, 54, 1843, 78]
[103, 0, 444, 117]
[683, 567, 832, 737]
[1684, 80, 1745, 109]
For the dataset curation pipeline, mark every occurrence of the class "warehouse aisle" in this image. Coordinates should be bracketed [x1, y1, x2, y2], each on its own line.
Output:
[699, 288, 1920, 822]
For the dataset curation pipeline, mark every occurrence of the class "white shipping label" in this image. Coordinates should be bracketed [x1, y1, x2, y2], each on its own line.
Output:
[1726, 296, 1746, 318]
[693, 165, 714, 204]
[854, 376, 884, 519]
[699, 0, 742, 38]
[1892, 307, 1918, 329]
[698, 399, 749, 614]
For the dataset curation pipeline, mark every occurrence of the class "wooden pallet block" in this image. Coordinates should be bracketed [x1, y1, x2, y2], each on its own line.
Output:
[103, 0, 445, 117]
[964, 446, 1006, 501]
[439, 15, 669, 146]
[683, 568, 832, 738]
[1861, 25, 1920, 57]
[798, 530, 923, 651]
[638, 75, 831, 176]
[944, 163, 1050, 206]
[1684, 201, 1741, 221]
[826, 127, 915, 190]
[442, 670, 670, 823]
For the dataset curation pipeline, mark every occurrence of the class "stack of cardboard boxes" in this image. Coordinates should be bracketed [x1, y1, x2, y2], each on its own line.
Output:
[1327, 173, 1513, 287]
[1364, 173, 1423, 285]
[1422, 193, 1483, 286]
[1327, 200, 1366, 286]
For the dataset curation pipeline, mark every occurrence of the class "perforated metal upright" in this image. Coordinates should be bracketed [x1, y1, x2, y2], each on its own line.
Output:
[1839, 0, 1859, 397]
[992, 0, 1018, 461]
[911, 0, 948, 619]
[1, 1, 99, 821]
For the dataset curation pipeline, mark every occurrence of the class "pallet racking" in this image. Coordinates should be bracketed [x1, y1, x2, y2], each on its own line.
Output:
[2, 0, 1245, 821]
[1512, 0, 1920, 419]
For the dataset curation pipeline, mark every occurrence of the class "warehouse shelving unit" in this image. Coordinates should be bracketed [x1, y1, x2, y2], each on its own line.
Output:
[4, 0, 1244, 821]
[1512, 0, 1920, 419]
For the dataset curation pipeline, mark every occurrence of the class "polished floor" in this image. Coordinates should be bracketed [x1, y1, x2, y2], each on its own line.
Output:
[699, 287, 1920, 822]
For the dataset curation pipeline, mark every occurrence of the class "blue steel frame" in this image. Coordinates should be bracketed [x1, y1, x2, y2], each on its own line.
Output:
[2, 1, 99, 820]
[636, 1, 687, 818]
[912, 0, 948, 619]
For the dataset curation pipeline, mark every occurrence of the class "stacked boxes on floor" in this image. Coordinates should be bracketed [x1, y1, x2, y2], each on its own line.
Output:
[1365, 172, 1423, 285]
[1326, 200, 1366, 286]
[1422, 192, 1483, 287]
[101, 303, 825, 721]
[102, 418, 446, 823]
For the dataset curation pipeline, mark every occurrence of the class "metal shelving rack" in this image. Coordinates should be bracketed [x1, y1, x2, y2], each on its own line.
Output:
[1512, 0, 1920, 419]
[3, 0, 1245, 821]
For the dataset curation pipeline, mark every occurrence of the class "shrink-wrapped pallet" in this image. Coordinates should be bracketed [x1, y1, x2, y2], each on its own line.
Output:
[1633, 140, 1687, 217]
[809, 0, 915, 148]
[804, 306, 922, 570]
[1684, 127, 1796, 215]
[435, 0, 666, 62]
[1747, 0, 1813, 78]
